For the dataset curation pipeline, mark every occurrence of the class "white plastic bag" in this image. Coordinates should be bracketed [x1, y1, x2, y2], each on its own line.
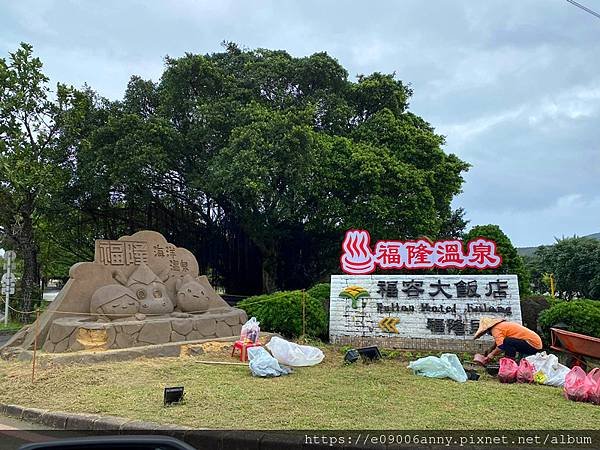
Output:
[525, 352, 570, 387]
[247, 347, 292, 377]
[265, 336, 324, 367]
[240, 317, 260, 343]
[407, 353, 468, 383]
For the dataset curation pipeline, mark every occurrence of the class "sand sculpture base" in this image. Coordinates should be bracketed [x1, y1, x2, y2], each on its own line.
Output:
[43, 309, 246, 353]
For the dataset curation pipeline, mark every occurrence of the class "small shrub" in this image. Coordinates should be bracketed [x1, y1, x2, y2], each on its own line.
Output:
[238, 290, 327, 339]
[380, 349, 401, 360]
[538, 299, 600, 344]
[307, 283, 330, 311]
[520, 295, 551, 333]
[339, 345, 354, 355]
[307, 283, 331, 339]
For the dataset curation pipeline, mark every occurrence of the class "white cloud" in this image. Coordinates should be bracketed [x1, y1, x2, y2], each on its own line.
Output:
[439, 80, 600, 150]
[528, 84, 600, 125]
[465, 194, 600, 246]
[3, 1, 59, 37]
[439, 106, 525, 149]
[556, 194, 585, 209]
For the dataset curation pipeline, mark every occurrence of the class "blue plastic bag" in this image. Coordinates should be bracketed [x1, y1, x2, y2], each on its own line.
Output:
[247, 346, 292, 378]
[407, 353, 468, 383]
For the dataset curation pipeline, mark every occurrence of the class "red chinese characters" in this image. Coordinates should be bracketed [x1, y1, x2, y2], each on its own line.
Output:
[405, 240, 435, 269]
[340, 230, 502, 274]
[466, 239, 502, 269]
[434, 240, 468, 269]
[374, 241, 403, 269]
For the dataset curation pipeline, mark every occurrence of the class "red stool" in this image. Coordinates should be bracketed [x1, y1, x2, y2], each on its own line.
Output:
[231, 340, 262, 362]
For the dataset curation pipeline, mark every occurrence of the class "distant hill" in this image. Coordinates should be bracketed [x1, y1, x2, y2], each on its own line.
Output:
[517, 232, 600, 257]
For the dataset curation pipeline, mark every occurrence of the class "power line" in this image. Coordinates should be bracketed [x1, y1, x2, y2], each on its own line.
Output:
[565, 0, 600, 20]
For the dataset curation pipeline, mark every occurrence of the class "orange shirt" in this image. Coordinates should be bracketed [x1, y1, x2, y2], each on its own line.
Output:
[491, 322, 542, 350]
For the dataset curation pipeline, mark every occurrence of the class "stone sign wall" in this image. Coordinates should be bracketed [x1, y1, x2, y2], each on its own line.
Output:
[329, 274, 522, 353]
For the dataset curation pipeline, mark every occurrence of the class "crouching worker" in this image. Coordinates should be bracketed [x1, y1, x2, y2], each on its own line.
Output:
[474, 317, 542, 364]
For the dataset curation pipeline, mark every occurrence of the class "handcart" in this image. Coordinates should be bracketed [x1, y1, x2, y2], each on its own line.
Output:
[550, 327, 600, 370]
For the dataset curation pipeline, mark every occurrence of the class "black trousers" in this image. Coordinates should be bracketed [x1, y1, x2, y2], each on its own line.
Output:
[499, 337, 539, 358]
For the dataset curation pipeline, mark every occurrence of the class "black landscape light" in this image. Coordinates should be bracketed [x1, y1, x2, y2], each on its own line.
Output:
[164, 386, 185, 406]
[357, 346, 382, 363]
[344, 348, 360, 364]
[466, 369, 480, 381]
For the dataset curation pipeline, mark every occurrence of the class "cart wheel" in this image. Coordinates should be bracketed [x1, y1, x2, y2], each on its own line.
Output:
[565, 354, 588, 371]
[556, 352, 571, 367]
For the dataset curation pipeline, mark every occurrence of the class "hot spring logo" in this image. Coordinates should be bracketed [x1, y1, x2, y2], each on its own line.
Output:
[339, 285, 369, 309]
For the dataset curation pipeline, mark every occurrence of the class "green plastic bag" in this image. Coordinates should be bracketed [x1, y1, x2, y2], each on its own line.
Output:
[407, 353, 468, 383]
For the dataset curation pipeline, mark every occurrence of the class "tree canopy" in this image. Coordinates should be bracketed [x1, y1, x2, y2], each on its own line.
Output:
[528, 237, 600, 300]
[2, 42, 470, 299]
[0, 43, 76, 315]
[463, 224, 530, 296]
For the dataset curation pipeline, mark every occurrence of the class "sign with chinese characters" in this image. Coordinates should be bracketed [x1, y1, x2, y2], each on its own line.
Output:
[340, 230, 501, 274]
[151, 243, 191, 273]
[329, 275, 522, 345]
[95, 240, 149, 266]
[94, 239, 191, 274]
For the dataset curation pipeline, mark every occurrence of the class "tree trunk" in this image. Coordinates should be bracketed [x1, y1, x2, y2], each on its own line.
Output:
[261, 247, 279, 294]
[18, 210, 41, 323]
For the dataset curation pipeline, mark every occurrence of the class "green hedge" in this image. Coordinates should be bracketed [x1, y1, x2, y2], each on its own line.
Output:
[538, 299, 600, 343]
[307, 283, 330, 310]
[238, 290, 328, 339]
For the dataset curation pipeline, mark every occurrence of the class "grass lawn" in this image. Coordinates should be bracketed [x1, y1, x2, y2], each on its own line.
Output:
[0, 345, 598, 429]
[0, 321, 23, 332]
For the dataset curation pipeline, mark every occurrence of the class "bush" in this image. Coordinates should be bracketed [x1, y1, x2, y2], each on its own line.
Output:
[538, 299, 600, 344]
[237, 290, 328, 339]
[307, 283, 330, 311]
[307, 283, 331, 338]
[520, 295, 551, 333]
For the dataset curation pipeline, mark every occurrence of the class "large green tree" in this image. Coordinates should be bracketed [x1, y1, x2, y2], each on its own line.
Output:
[161, 46, 469, 291]
[531, 237, 600, 300]
[0, 43, 75, 317]
[463, 224, 530, 296]
[34, 43, 470, 293]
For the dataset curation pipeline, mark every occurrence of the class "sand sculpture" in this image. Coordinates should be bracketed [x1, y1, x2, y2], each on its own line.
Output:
[0, 231, 247, 355]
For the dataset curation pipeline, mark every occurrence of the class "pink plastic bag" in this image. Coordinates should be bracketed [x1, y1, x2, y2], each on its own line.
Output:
[584, 368, 600, 405]
[498, 357, 519, 383]
[516, 359, 534, 383]
[564, 366, 588, 402]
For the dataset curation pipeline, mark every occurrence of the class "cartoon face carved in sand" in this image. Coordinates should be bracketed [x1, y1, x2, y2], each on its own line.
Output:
[90, 284, 139, 320]
[175, 275, 210, 313]
[126, 263, 174, 316]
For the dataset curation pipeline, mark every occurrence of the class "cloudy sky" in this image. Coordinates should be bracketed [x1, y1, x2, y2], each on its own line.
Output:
[1, 0, 599, 247]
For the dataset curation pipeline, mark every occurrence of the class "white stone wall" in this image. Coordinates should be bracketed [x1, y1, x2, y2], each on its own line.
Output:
[330, 275, 521, 347]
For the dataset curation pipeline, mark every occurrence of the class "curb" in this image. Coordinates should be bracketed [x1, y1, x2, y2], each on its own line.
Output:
[0, 402, 192, 438]
[0, 403, 305, 449]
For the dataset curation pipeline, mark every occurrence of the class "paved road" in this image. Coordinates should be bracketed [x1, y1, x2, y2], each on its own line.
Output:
[0, 415, 59, 450]
[42, 290, 60, 302]
[0, 334, 12, 346]
[0, 415, 92, 450]
[0, 416, 202, 449]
